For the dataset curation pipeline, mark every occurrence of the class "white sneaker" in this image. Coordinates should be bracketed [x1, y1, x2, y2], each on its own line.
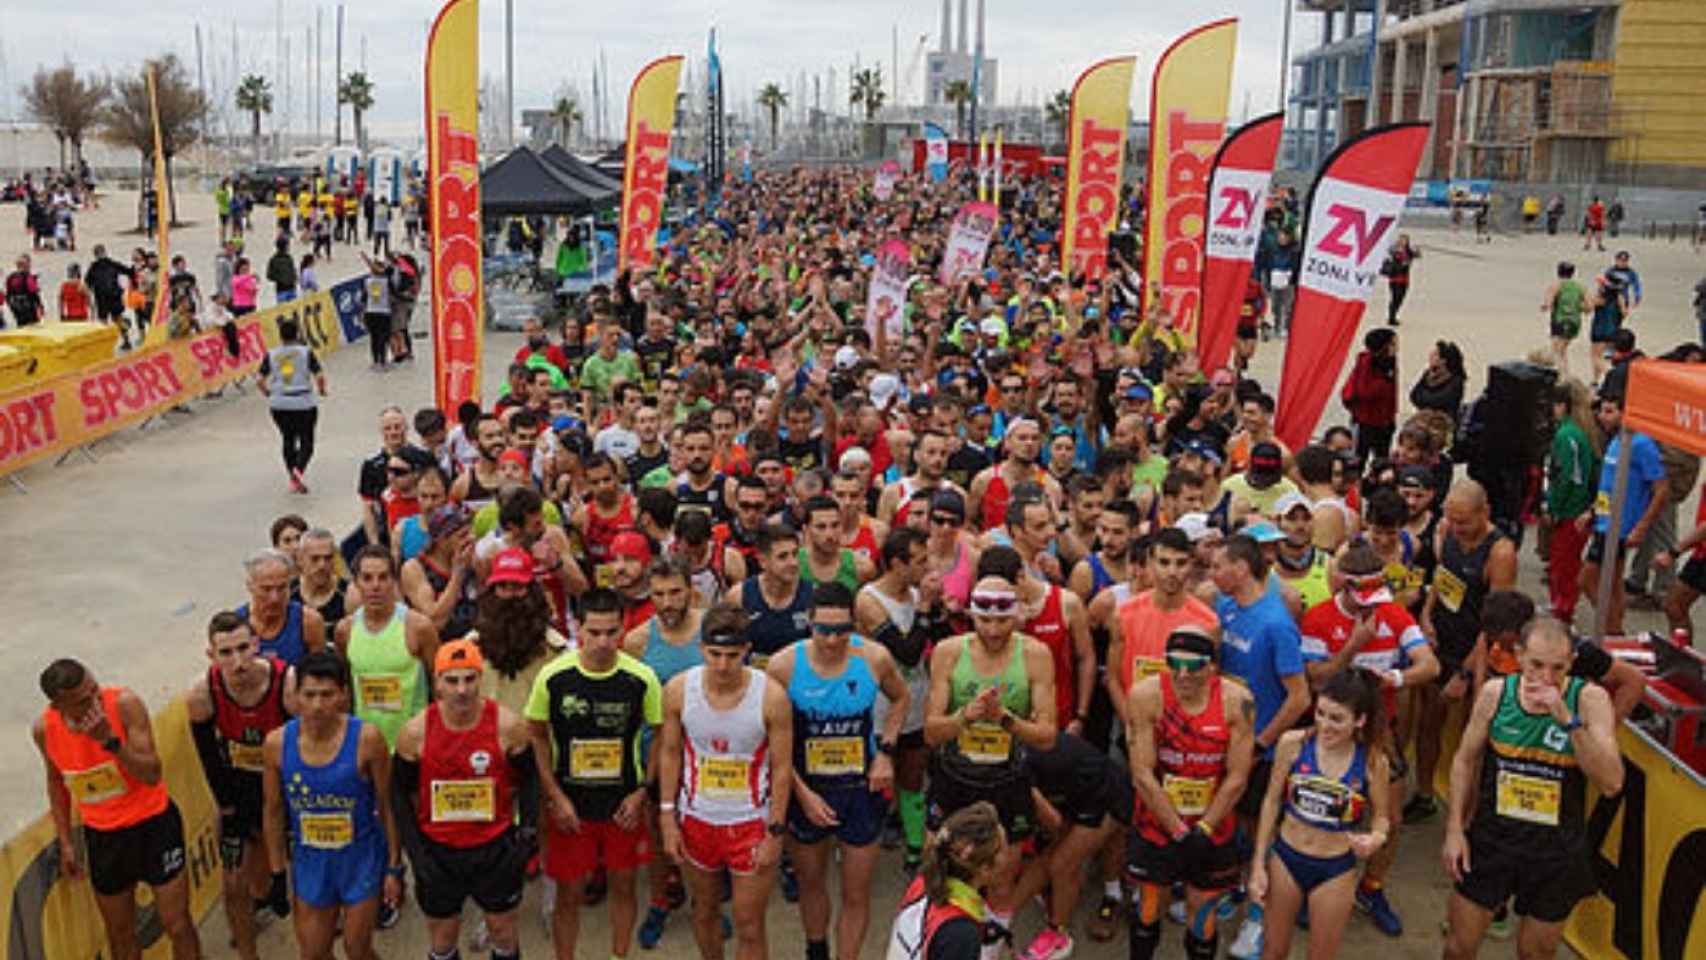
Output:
[1168, 899, 1187, 925]
[1228, 915, 1264, 960]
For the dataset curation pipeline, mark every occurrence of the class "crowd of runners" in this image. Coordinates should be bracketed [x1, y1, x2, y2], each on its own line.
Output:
[31, 165, 1683, 960]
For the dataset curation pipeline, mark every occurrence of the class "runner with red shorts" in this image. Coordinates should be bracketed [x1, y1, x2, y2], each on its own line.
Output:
[526, 589, 662, 960]
[658, 603, 794, 960]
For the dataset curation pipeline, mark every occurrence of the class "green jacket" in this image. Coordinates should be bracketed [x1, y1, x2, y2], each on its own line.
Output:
[1547, 419, 1597, 520]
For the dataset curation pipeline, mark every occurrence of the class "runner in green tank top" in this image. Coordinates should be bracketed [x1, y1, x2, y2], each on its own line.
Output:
[338, 546, 439, 749]
[1441, 618, 1622, 960]
[923, 574, 1059, 946]
[800, 495, 873, 592]
[1544, 262, 1589, 372]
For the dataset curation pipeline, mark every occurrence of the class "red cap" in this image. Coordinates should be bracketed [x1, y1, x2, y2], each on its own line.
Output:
[610, 531, 652, 563]
[498, 448, 529, 468]
[487, 547, 535, 586]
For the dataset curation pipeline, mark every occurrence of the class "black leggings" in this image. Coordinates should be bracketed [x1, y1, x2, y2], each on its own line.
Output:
[365, 313, 392, 365]
[1387, 281, 1409, 322]
[270, 407, 318, 471]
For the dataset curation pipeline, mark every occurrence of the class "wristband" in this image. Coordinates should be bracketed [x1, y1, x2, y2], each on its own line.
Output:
[1388, 669, 1405, 690]
[385, 863, 406, 878]
[1562, 714, 1584, 735]
[658, 802, 677, 812]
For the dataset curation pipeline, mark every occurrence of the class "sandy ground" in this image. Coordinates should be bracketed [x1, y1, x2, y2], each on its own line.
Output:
[4, 187, 1704, 958]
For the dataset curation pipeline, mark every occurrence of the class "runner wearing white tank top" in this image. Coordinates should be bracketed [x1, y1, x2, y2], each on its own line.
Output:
[657, 610, 793, 959]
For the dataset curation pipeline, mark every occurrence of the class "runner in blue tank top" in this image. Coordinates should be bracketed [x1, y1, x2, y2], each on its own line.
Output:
[765, 582, 911, 960]
[731, 524, 813, 671]
[263, 652, 402, 960]
[623, 557, 706, 687]
[241, 548, 327, 667]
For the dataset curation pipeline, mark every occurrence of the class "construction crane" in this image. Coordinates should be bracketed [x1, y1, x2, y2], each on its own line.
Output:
[903, 33, 929, 107]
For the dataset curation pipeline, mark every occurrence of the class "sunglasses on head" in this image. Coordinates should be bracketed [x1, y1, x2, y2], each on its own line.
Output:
[969, 592, 1018, 615]
[1166, 653, 1212, 674]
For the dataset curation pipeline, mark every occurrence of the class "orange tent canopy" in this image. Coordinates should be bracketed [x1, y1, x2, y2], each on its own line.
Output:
[1624, 360, 1706, 456]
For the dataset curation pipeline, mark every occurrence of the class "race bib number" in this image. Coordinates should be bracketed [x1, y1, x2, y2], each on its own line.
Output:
[431, 779, 496, 822]
[1593, 491, 1611, 518]
[699, 757, 752, 798]
[594, 562, 616, 588]
[227, 741, 266, 773]
[957, 724, 1012, 765]
[299, 812, 354, 849]
[1163, 775, 1215, 817]
[1269, 270, 1291, 290]
[1434, 568, 1467, 614]
[805, 737, 865, 777]
[66, 762, 126, 805]
[570, 739, 624, 781]
[1495, 771, 1561, 826]
[358, 675, 403, 712]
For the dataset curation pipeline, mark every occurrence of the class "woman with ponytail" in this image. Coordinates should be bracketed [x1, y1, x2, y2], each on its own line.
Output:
[1247, 668, 1393, 959]
[885, 802, 1006, 960]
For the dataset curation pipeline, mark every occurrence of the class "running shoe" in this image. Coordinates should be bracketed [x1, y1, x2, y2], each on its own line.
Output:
[903, 847, 923, 877]
[1168, 899, 1186, 924]
[1402, 794, 1439, 824]
[780, 860, 799, 903]
[1086, 896, 1121, 942]
[1488, 904, 1513, 940]
[290, 467, 309, 494]
[377, 900, 400, 930]
[665, 871, 687, 910]
[881, 810, 904, 849]
[1019, 926, 1074, 960]
[1228, 914, 1263, 960]
[638, 905, 670, 950]
[1355, 887, 1403, 937]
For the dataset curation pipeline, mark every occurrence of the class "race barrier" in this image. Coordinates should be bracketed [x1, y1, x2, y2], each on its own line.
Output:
[0, 699, 219, 960]
[1566, 722, 1706, 960]
[0, 276, 369, 480]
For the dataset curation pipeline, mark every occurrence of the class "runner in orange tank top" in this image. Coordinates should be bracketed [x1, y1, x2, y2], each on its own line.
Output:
[34, 658, 202, 960]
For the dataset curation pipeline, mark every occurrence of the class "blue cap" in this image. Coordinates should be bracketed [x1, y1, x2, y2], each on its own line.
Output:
[1182, 439, 1223, 464]
[1242, 521, 1285, 544]
[551, 415, 583, 434]
[1121, 382, 1153, 402]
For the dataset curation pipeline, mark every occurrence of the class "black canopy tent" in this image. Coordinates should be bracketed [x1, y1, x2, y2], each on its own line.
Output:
[539, 145, 624, 196]
[479, 145, 609, 216]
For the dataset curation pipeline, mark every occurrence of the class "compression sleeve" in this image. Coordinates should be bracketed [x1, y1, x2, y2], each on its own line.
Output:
[390, 754, 427, 862]
[191, 717, 238, 810]
[508, 744, 540, 834]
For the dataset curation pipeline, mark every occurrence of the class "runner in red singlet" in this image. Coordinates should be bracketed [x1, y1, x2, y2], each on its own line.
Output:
[572, 454, 638, 589]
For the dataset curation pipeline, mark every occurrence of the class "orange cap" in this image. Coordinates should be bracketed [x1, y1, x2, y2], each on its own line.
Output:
[434, 639, 485, 675]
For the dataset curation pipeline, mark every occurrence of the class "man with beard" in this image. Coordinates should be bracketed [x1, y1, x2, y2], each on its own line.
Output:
[969, 418, 1061, 534]
[674, 421, 733, 526]
[450, 414, 508, 512]
[400, 506, 480, 642]
[529, 589, 661, 960]
[1107, 529, 1220, 728]
[1069, 499, 1138, 605]
[477, 485, 585, 635]
[187, 612, 296, 960]
[239, 549, 327, 667]
[1271, 492, 1335, 612]
[465, 547, 569, 715]
[292, 529, 358, 627]
[393, 641, 534, 960]
[876, 429, 962, 529]
[338, 547, 439, 757]
[1043, 377, 1098, 474]
[609, 531, 658, 633]
[800, 495, 875, 591]
[572, 454, 640, 589]
[731, 523, 814, 673]
[982, 542, 1094, 740]
[712, 475, 770, 571]
[853, 528, 940, 873]
[752, 452, 793, 517]
[1057, 476, 1106, 576]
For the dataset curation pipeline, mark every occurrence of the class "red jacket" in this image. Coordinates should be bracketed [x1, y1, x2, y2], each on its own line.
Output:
[1340, 351, 1397, 428]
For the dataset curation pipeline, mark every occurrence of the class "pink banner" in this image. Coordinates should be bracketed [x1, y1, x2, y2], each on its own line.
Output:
[1275, 123, 1430, 448]
[1198, 113, 1284, 373]
[874, 160, 900, 200]
[865, 239, 911, 341]
[939, 201, 999, 287]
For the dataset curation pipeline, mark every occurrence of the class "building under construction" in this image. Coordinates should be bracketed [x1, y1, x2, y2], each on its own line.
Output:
[1286, 0, 1706, 187]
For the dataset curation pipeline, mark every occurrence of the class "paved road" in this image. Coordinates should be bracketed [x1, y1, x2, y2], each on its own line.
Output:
[6, 191, 1701, 956]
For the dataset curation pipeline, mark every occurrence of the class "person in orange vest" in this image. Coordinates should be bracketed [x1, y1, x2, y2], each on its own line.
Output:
[33, 658, 203, 960]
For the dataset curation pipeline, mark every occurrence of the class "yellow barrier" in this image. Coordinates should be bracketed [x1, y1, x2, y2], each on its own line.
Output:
[0, 699, 221, 960]
[0, 325, 121, 380]
[0, 283, 359, 479]
[1565, 722, 1706, 960]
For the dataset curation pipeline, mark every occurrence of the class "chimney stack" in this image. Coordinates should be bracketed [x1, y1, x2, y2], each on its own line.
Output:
[940, 0, 951, 54]
[958, 0, 969, 53]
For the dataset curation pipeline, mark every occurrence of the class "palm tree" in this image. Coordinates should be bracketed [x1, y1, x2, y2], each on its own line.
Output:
[549, 95, 582, 147]
[757, 83, 788, 151]
[234, 74, 272, 162]
[943, 79, 973, 138]
[338, 71, 375, 151]
[850, 67, 886, 122]
[1045, 89, 1071, 149]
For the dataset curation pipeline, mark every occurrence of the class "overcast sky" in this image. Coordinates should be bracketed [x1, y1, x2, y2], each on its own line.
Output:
[2, 0, 1325, 145]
